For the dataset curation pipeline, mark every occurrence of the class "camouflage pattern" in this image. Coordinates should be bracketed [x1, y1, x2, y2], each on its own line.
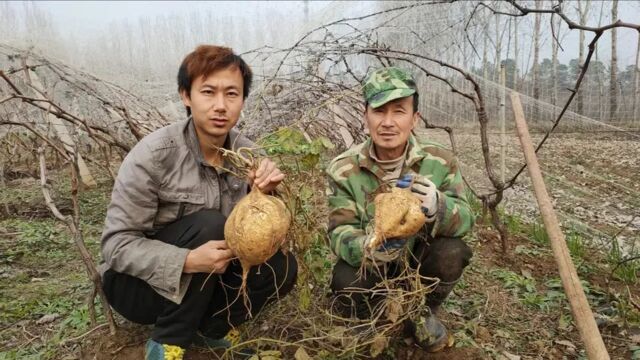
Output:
[362, 67, 418, 109]
[326, 135, 474, 267]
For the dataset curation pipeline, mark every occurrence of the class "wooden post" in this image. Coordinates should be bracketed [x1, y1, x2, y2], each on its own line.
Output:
[511, 93, 609, 360]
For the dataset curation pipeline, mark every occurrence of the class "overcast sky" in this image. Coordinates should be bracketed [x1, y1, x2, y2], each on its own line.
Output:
[536, 1, 640, 68]
[24, 1, 640, 68]
[37, 1, 330, 37]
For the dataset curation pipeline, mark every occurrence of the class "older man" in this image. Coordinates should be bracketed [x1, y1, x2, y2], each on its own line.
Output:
[326, 67, 474, 352]
[99, 45, 297, 360]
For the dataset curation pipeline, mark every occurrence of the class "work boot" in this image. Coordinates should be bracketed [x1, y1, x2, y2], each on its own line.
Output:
[404, 311, 454, 353]
[145, 339, 185, 360]
[411, 279, 457, 353]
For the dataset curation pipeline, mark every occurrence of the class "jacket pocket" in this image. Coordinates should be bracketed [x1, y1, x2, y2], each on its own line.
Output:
[155, 190, 205, 227]
[220, 175, 249, 216]
[228, 176, 248, 203]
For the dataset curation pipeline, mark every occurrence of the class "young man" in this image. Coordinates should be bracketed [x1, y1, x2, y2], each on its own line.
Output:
[99, 45, 297, 360]
[326, 67, 474, 352]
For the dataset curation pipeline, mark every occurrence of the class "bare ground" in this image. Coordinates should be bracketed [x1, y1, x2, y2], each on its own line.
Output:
[1, 130, 639, 359]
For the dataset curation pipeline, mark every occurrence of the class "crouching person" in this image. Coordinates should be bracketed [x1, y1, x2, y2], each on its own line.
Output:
[326, 67, 473, 352]
[98, 45, 297, 360]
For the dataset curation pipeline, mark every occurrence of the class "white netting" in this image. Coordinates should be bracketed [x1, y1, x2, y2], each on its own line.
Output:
[1, 1, 638, 249]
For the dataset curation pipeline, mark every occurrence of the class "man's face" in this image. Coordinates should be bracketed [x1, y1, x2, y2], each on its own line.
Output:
[365, 96, 418, 156]
[180, 66, 244, 142]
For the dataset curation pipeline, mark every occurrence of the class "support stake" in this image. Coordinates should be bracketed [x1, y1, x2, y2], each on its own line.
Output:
[511, 92, 609, 359]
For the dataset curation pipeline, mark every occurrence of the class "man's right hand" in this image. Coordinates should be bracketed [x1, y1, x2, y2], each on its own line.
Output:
[183, 240, 234, 274]
[364, 234, 406, 263]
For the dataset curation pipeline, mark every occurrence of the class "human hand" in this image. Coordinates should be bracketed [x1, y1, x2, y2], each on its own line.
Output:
[364, 234, 406, 263]
[396, 174, 439, 221]
[183, 240, 234, 274]
[248, 158, 285, 193]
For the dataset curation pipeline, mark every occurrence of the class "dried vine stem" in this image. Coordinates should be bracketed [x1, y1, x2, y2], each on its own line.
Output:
[470, 0, 640, 194]
[0, 70, 132, 152]
[37, 146, 116, 335]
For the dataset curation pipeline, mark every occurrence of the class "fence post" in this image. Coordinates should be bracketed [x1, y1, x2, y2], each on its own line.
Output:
[511, 92, 610, 360]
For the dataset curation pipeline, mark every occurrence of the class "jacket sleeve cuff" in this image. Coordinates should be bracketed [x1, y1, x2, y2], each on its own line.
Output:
[162, 247, 190, 300]
[429, 190, 447, 237]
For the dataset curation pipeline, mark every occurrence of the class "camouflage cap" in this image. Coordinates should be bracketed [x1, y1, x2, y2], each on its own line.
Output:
[362, 67, 417, 109]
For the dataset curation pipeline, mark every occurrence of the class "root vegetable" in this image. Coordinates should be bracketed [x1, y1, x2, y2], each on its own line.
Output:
[367, 187, 426, 250]
[224, 185, 291, 294]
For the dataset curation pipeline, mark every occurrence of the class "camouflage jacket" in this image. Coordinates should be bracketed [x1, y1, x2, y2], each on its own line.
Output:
[326, 134, 474, 267]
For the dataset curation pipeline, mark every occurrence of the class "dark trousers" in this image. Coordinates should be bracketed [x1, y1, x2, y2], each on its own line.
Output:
[330, 237, 472, 319]
[102, 210, 298, 348]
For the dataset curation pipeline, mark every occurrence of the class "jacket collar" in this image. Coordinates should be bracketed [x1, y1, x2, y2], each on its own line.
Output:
[357, 134, 425, 179]
[184, 117, 242, 172]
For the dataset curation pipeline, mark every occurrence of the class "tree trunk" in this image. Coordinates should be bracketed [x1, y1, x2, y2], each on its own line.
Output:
[633, 32, 640, 124]
[483, 23, 489, 80]
[514, 17, 519, 91]
[610, 0, 618, 122]
[533, 0, 541, 101]
[595, 0, 605, 120]
[494, 15, 502, 82]
[577, 0, 591, 115]
[551, 14, 560, 107]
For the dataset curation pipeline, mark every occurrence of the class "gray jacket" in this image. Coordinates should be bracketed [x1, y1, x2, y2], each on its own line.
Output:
[99, 118, 255, 304]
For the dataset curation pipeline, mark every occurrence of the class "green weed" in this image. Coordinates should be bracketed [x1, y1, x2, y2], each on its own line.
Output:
[464, 188, 482, 217]
[259, 127, 335, 171]
[492, 269, 569, 311]
[514, 245, 544, 256]
[608, 239, 639, 284]
[530, 222, 550, 246]
[566, 231, 586, 260]
[492, 268, 536, 294]
[504, 213, 524, 235]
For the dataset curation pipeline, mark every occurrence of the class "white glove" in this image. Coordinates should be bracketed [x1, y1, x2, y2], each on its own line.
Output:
[396, 174, 440, 221]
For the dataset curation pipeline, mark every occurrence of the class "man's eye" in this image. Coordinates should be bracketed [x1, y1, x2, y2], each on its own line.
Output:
[202, 90, 213, 95]
[227, 92, 239, 97]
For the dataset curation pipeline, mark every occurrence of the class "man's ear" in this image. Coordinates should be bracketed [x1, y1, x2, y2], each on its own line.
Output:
[363, 107, 370, 133]
[179, 89, 191, 108]
[412, 111, 421, 129]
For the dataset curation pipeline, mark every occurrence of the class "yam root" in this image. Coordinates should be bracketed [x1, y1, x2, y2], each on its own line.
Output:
[224, 185, 291, 294]
[367, 187, 426, 250]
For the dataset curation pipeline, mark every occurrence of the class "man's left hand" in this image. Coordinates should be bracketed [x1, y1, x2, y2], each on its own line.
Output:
[248, 158, 285, 193]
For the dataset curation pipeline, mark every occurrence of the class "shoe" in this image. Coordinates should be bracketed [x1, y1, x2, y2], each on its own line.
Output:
[145, 339, 185, 360]
[193, 328, 256, 357]
[406, 313, 454, 353]
[193, 328, 241, 349]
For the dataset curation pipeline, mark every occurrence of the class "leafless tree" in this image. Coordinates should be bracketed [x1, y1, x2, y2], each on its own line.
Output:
[634, 32, 640, 123]
[610, 0, 619, 121]
[576, 0, 591, 115]
[533, 0, 542, 101]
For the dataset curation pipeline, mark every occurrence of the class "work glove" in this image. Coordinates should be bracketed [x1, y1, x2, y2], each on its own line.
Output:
[396, 174, 439, 222]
